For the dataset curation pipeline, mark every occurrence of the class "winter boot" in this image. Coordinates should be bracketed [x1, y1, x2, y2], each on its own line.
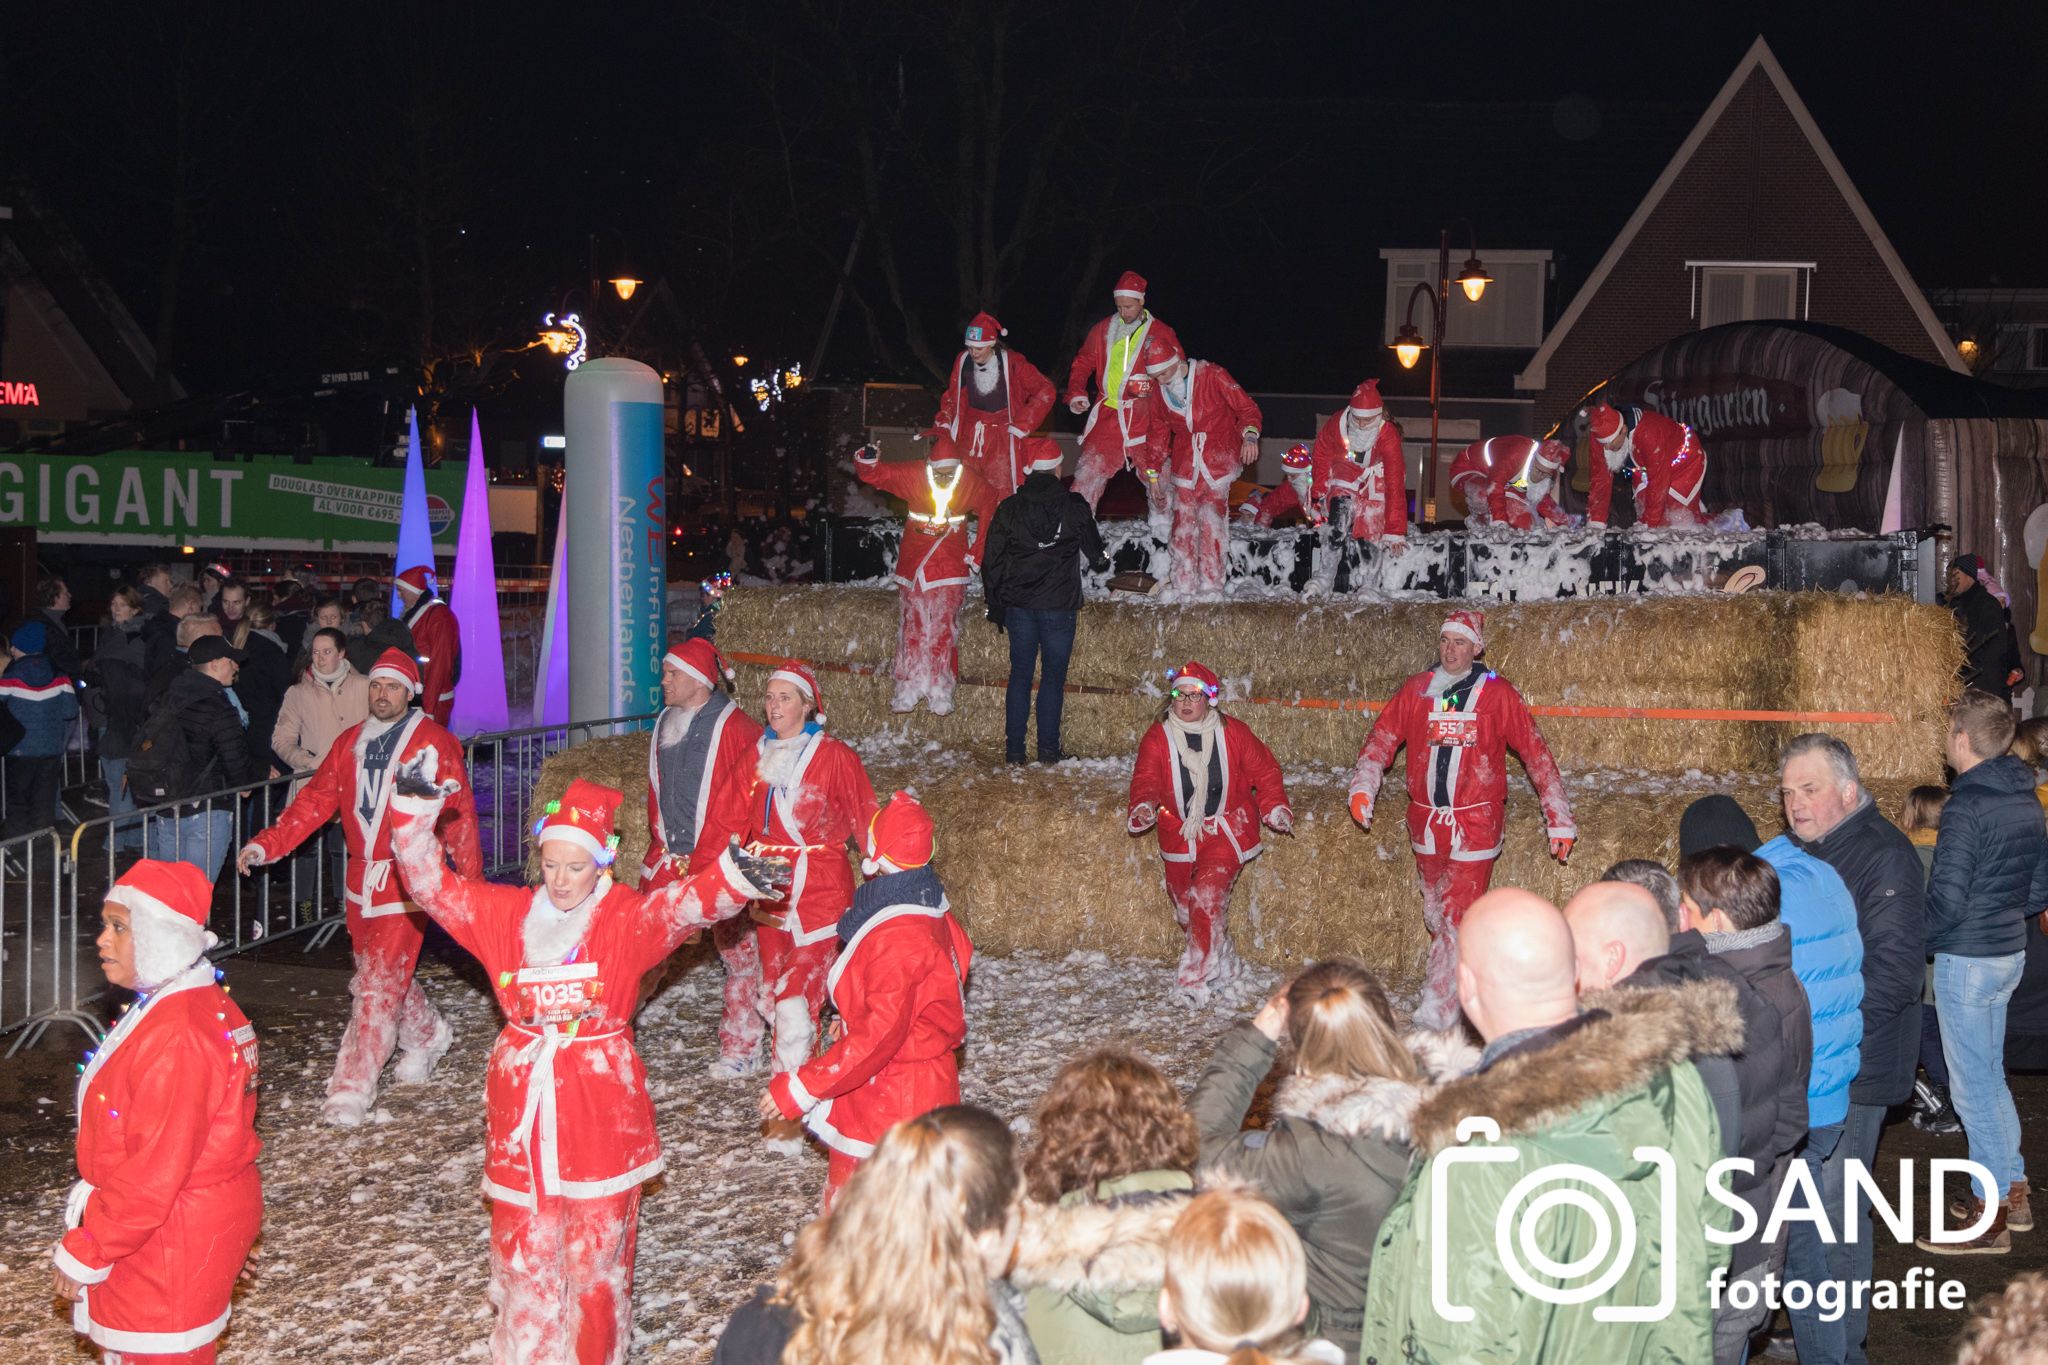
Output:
[323, 1092, 373, 1127]
[392, 1015, 455, 1085]
[1911, 1077, 1963, 1135]
[889, 681, 920, 714]
[707, 1050, 762, 1081]
[1917, 1201, 2010, 1255]
[927, 685, 956, 717]
[2009, 1181, 2034, 1234]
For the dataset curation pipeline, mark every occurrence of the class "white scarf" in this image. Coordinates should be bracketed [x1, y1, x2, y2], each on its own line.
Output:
[522, 875, 612, 966]
[656, 701, 704, 749]
[313, 662, 350, 689]
[758, 731, 810, 793]
[1165, 707, 1223, 844]
[1424, 667, 1467, 698]
[1347, 414, 1383, 455]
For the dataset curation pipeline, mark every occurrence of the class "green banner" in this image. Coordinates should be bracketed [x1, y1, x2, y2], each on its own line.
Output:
[0, 451, 467, 551]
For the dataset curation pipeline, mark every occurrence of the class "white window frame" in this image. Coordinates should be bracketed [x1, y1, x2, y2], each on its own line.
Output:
[1379, 249, 1552, 349]
[1686, 260, 1815, 326]
[2027, 323, 2048, 373]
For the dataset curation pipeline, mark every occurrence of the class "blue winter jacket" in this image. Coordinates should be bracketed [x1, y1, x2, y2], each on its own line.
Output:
[1, 653, 80, 758]
[1926, 753, 2048, 958]
[1757, 834, 1864, 1129]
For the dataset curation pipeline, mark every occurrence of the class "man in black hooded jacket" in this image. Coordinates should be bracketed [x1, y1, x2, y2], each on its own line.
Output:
[1947, 554, 2019, 699]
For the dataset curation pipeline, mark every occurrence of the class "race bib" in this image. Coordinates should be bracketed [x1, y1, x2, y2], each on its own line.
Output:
[1425, 711, 1479, 748]
[230, 1023, 260, 1092]
[514, 961, 604, 1025]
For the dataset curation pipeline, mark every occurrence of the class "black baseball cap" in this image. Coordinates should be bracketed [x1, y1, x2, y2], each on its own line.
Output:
[188, 636, 248, 667]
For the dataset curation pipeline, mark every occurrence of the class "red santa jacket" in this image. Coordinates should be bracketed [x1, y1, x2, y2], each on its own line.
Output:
[1349, 666, 1576, 843]
[929, 347, 1057, 492]
[853, 450, 1002, 589]
[1245, 471, 1315, 527]
[58, 962, 262, 1358]
[390, 791, 767, 1204]
[246, 710, 482, 917]
[641, 699, 764, 883]
[1309, 410, 1408, 541]
[1156, 359, 1262, 492]
[1128, 714, 1290, 864]
[746, 728, 879, 945]
[1068, 313, 1180, 456]
[1448, 437, 1570, 530]
[403, 596, 462, 726]
[767, 877, 973, 1156]
[1586, 409, 1706, 529]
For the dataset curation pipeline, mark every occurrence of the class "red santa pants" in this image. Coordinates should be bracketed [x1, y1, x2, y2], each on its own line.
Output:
[892, 583, 966, 713]
[1162, 839, 1247, 994]
[1405, 802, 1503, 1031]
[934, 413, 1016, 500]
[754, 922, 838, 1074]
[1072, 413, 1148, 505]
[489, 1189, 640, 1365]
[643, 861, 765, 1070]
[1169, 481, 1231, 597]
[824, 1150, 862, 1213]
[101, 1350, 215, 1364]
[330, 902, 443, 1106]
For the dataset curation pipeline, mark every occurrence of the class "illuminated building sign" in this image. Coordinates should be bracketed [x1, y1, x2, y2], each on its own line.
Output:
[0, 381, 40, 407]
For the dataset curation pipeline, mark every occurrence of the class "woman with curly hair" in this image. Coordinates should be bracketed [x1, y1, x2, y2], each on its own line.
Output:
[1189, 959, 1471, 1364]
[1148, 1189, 1342, 1365]
[715, 1104, 1038, 1365]
[1009, 1049, 1201, 1364]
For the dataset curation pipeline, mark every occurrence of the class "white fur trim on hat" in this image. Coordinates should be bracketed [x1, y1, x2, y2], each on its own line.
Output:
[535, 824, 609, 862]
[368, 663, 423, 695]
[1441, 619, 1483, 647]
[1112, 287, 1145, 299]
[107, 887, 217, 991]
[768, 668, 816, 702]
[663, 652, 715, 690]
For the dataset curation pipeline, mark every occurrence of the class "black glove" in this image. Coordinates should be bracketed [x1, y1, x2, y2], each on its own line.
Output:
[729, 839, 794, 897]
[986, 602, 1006, 631]
[1089, 557, 1111, 574]
[393, 752, 459, 800]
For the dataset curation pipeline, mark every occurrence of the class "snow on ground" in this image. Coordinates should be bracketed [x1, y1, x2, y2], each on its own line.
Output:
[0, 946, 1288, 1362]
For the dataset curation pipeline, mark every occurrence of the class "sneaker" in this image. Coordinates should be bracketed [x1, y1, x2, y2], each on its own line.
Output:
[1037, 750, 1067, 765]
[1755, 1333, 1800, 1361]
[323, 1093, 373, 1127]
[2010, 1181, 2034, 1234]
[1004, 753, 1027, 766]
[1917, 1203, 2010, 1255]
[707, 1052, 761, 1081]
[392, 1015, 454, 1084]
[1912, 1100, 1964, 1135]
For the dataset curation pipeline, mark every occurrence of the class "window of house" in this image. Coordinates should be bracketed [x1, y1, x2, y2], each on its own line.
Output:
[1381, 250, 1550, 348]
[2028, 324, 2048, 372]
[1688, 261, 1813, 328]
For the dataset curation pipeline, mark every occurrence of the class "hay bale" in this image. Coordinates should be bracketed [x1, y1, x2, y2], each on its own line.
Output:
[525, 734, 659, 886]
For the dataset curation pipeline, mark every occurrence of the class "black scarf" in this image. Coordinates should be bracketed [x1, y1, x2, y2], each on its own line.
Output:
[842, 865, 946, 945]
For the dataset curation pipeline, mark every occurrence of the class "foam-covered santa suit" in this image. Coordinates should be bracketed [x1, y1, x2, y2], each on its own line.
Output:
[396, 565, 461, 727]
[1347, 611, 1575, 1029]
[240, 648, 479, 1123]
[1146, 338, 1262, 597]
[767, 793, 972, 1208]
[1308, 381, 1407, 593]
[927, 312, 1056, 500]
[388, 769, 787, 1365]
[1585, 402, 1707, 530]
[1067, 271, 1181, 513]
[56, 861, 262, 1365]
[1128, 662, 1291, 1004]
[1448, 436, 1572, 530]
[853, 443, 1001, 715]
[640, 638, 768, 1075]
[1240, 443, 1317, 527]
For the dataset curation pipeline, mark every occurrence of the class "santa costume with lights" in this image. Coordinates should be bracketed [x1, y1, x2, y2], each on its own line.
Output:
[1348, 610, 1575, 1029]
[853, 441, 1001, 715]
[395, 565, 461, 727]
[239, 647, 479, 1125]
[1067, 271, 1181, 512]
[1448, 435, 1573, 530]
[1127, 662, 1291, 1005]
[56, 860, 262, 1365]
[387, 765, 789, 1365]
[766, 792, 972, 1209]
[1584, 402, 1707, 530]
[927, 312, 1057, 500]
[1240, 443, 1318, 527]
[1308, 380, 1407, 593]
[640, 637, 769, 1076]
[1145, 337, 1263, 598]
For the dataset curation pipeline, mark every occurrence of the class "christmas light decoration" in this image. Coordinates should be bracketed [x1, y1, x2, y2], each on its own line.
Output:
[542, 312, 589, 371]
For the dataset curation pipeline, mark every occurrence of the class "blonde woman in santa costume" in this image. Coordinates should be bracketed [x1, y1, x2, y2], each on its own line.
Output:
[1128, 661, 1291, 1006]
[55, 860, 262, 1365]
[926, 310, 1056, 500]
[745, 661, 879, 1152]
[386, 759, 791, 1365]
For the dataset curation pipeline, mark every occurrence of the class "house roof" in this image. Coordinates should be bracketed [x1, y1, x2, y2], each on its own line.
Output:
[1758, 321, 2048, 419]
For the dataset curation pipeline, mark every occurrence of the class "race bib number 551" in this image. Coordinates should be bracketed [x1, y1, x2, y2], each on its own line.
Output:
[1426, 712, 1479, 748]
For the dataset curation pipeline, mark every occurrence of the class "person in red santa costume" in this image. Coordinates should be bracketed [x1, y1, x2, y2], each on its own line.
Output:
[852, 440, 1001, 715]
[393, 565, 461, 727]
[385, 760, 791, 1365]
[1238, 442, 1317, 528]
[54, 860, 262, 1365]
[1127, 661, 1292, 1006]
[235, 646, 479, 1125]
[744, 662, 880, 1155]
[1066, 270, 1181, 514]
[640, 637, 768, 1078]
[760, 791, 972, 1211]
[1584, 401, 1708, 530]
[926, 311, 1056, 501]
[1447, 435, 1573, 531]
[1307, 380, 1408, 595]
[1143, 337, 1263, 598]
[1347, 610, 1576, 1029]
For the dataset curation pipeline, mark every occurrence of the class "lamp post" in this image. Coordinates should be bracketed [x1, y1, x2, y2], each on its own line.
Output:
[1390, 223, 1490, 522]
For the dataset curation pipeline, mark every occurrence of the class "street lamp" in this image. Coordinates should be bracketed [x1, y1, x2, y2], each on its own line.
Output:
[1387, 221, 1489, 521]
[609, 276, 643, 301]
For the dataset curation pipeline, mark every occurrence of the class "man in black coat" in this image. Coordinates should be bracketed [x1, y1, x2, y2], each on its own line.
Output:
[134, 563, 179, 682]
[1947, 554, 2019, 700]
[978, 450, 1109, 764]
[142, 635, 262, 877]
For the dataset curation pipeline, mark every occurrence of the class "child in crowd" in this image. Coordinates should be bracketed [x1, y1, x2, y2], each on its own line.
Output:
[1148, 1189, 1343, 1365]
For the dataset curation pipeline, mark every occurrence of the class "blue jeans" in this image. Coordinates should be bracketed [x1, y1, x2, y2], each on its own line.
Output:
[1783, 1101, 1888, 1365]
[1935, 950, 2027, 1201]
[1004, 609, 1076, 760]
[146, 807, 236, 877]
[99, 756, 144, 851]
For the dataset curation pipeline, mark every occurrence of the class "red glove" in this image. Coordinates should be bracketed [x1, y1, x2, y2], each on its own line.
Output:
[1350, 792, 1372, 828]
[1550, 837, 1575, 864]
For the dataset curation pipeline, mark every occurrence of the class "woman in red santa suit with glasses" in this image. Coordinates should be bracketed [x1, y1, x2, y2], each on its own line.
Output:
[385, 759, 791, 1365]
[1127, 661, 1291, 1006]
[54, 860, 262, 1365]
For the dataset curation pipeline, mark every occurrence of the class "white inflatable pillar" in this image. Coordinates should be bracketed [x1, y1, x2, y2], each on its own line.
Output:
[565, 358, 667, 727]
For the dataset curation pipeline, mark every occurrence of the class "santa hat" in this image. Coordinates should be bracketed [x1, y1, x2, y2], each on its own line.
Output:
[105, 860, 220, 991]
[1348, 381, 1383, 420]
[1587, 403, 1625, 448]
[1281, 443, 1313, 470]
[863, 792, 936, 875]
[769, 660, 825, 725]
[532, 778, 625, 866]
[1166, 660, 1222, 703]
[1441, 609, 1485, 650]
[1024, 438, 1065, 473]
[1531, 440, 1568, 472]
[963, 312, 1007, 345]
[395, 565, 438, 597]
[1142, 333, 1185, 376]
[663, 637, 734, 690]
[368, 647, 423, 695]
[1112, 271, 1147, 300]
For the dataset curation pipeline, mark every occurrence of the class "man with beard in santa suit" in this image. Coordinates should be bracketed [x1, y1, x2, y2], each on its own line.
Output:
[1347, 610, 1575, 1029]
[640, 637, 768, 1078]
[1066, 270, 1180, 515]
[1308, 380, 1408, 595]
[1584, 401, 1708, 530]
[1448, 435, 1573, 531]
[926, 311, 1056, 501]
[1143, 336, 1263, 598]
[386, 762, 792, 1365]
[393, 565, 461, 727]
[236, 647, 480, 1125]
[853, 440, 1001, 716]
[1238, 443, 1317, 528]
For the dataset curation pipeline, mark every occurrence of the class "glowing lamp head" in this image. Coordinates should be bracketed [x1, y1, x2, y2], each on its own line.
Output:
[1958, 336, 1981, 363]
[1456, 256, 1492, 303]
[1391, 319, 1427, 370]
[609, 276, 642, 301]
[731, 353, 749, 367]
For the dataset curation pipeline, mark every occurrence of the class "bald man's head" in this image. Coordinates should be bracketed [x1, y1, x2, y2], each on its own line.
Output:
[1456, 888, 1580, 1042]
[1563, 881, 1672, 993]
